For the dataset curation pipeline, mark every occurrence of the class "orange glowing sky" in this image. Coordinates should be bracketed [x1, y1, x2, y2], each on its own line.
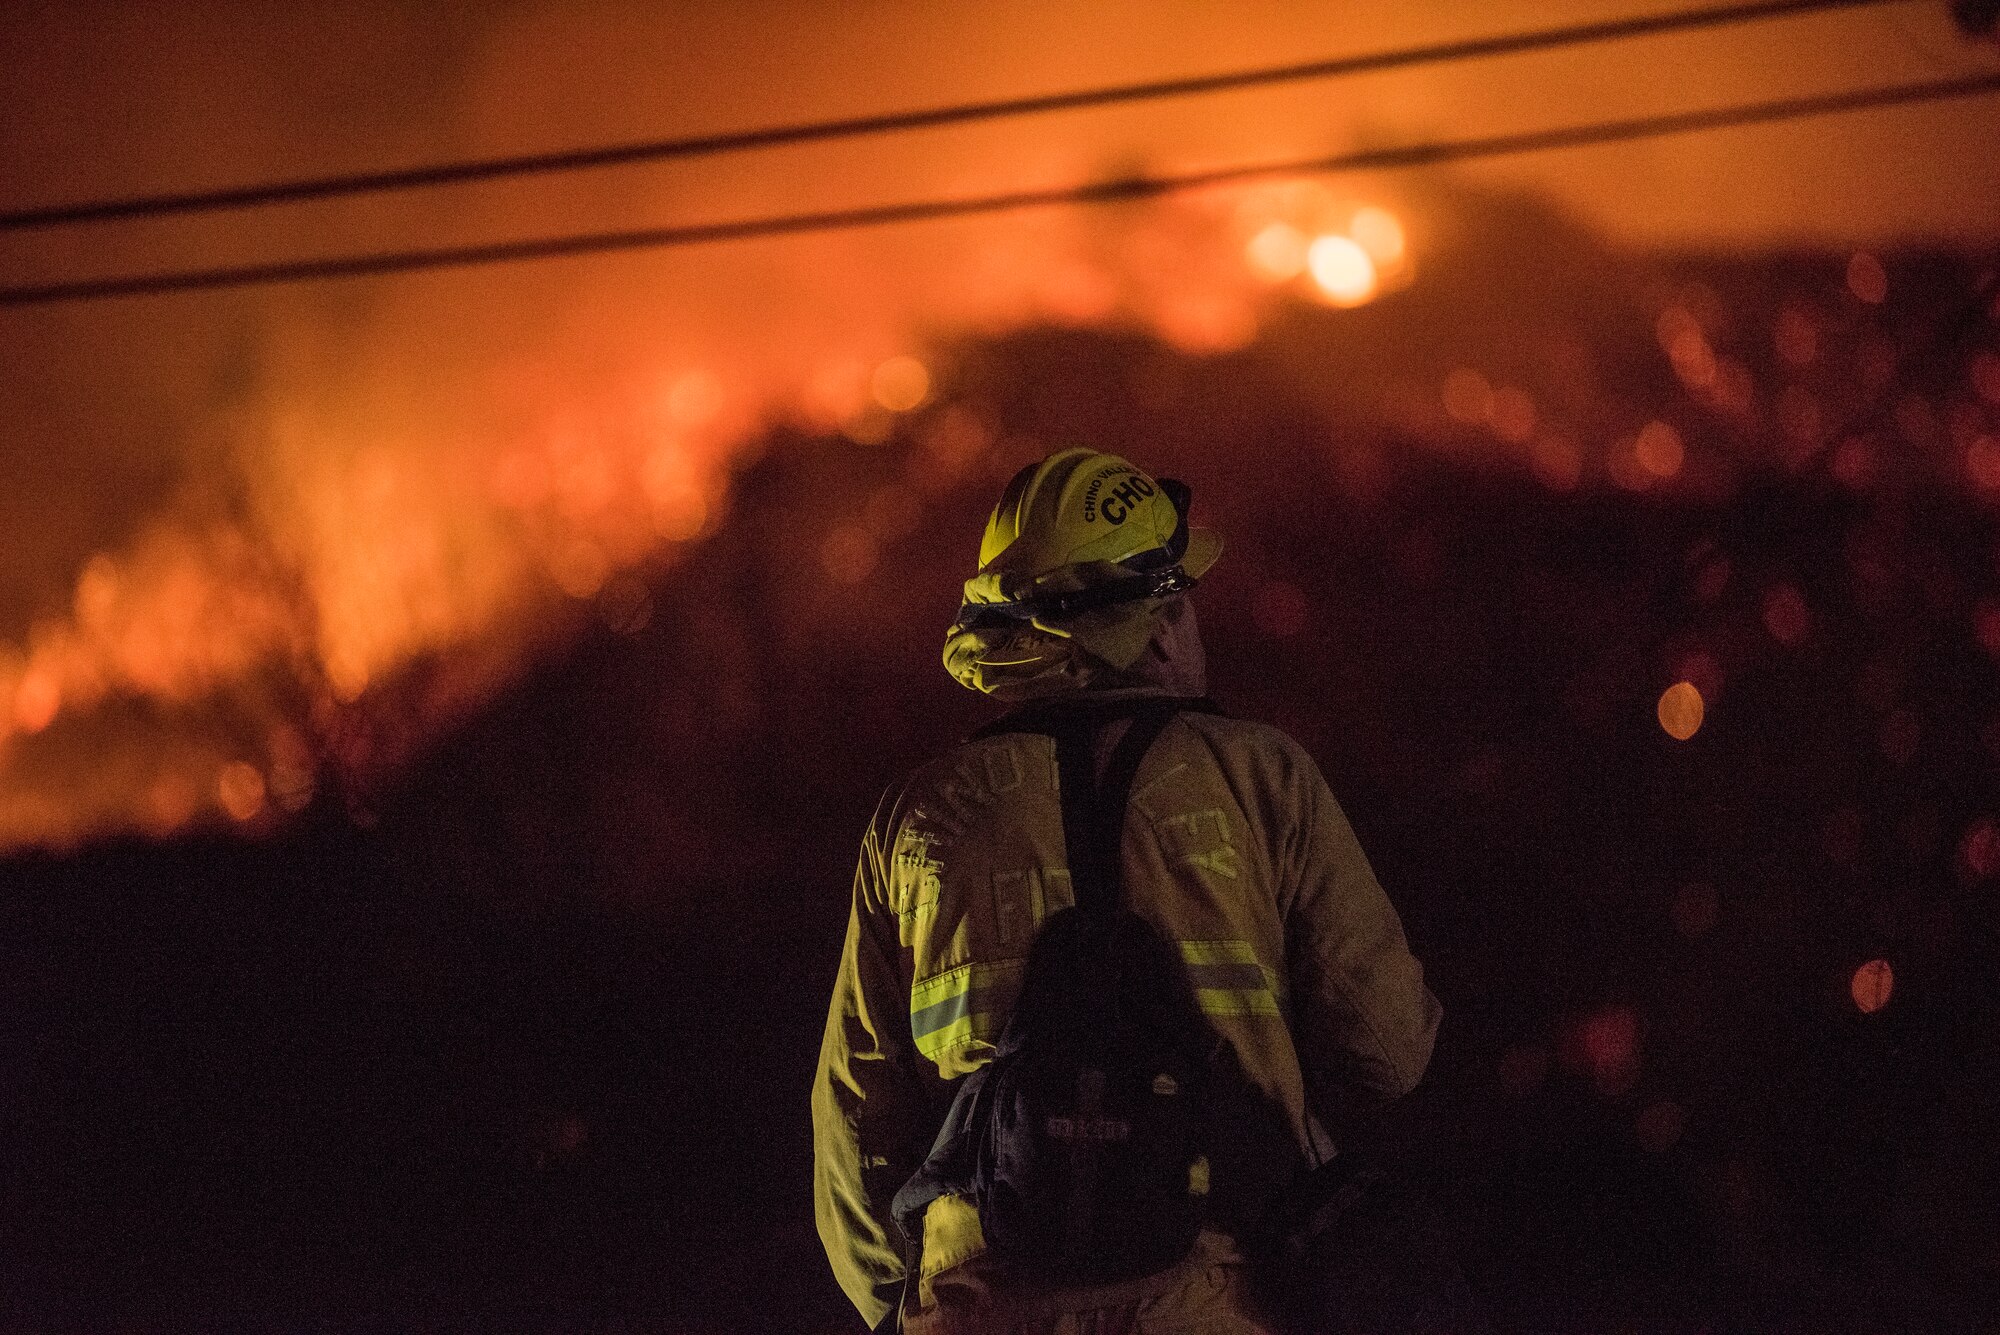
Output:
[1, 0, 1996, 847]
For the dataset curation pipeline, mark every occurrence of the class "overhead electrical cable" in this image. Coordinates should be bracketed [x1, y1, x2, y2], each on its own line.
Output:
[0, 0, 1911, 233]
[3, 71, 1997, 309]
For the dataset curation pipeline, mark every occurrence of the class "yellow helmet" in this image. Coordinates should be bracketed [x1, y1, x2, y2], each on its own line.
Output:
[948, 447, 1221, 652]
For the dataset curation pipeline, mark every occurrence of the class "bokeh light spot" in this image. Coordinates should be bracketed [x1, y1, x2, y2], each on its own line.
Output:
[1671, 649, 1722, 700]
[1657, 307, 1717, 390]
[1245, 222, 1308, 282]
[550, 540, 609, 599]
[1658, 682, 1704, 740]
[1634, 421, 1685, 479]
[665, 370, 724, 426]
[74, 554, 120, 629]
[145, 775, 198, 837]
[325, 650, 370, 704]
[1830, 444, 1875, 498]
[1574, 1006, 1642, 1097]
[13, 669, 59, 733]
[1846, 252, 1888, 305]
[1965, 436, 2000, 493]
[1306, 235, 1378, 307]
[269, 759, 316, 813]
[872, 356, 931, 413]
[1850, 958, 1893, 1013]
[1348, 206, 1406, 267]
[217, 762, 267, 823]
[652, 491, 709, 543]
[1972, 351, 2000, 406]
[1973, 599, 2000, 660]
[1959, 817, 1999, 880]
[1761, 584, 1812, 647]
[597, 575, 654, 636]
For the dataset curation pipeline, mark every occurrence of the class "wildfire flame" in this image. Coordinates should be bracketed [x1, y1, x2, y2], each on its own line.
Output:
[0, 171, 1409, 851]
[5, 0, 1989, 853]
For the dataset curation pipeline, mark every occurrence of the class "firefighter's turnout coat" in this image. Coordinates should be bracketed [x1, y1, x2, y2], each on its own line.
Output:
[813, 683, 1442, 1329]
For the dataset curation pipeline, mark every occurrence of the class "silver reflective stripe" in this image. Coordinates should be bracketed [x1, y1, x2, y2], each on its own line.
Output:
[1178, 939, 1281, 1017]
[910, 958, 1026, 1060]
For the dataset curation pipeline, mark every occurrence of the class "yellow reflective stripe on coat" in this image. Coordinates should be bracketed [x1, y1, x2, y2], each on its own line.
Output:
[1179, 939, 1281, 1017]
[909, 958, 1026, 1060]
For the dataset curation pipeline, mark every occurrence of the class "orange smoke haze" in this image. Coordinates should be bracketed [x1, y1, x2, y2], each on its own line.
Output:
[2, 0, 1996, 849]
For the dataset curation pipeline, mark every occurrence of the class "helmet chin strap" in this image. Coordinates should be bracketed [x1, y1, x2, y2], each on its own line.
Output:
[953, 478, 1196, 632]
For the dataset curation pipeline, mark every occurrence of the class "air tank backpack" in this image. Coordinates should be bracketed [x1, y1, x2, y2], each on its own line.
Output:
[892, 700, 1220, 1286]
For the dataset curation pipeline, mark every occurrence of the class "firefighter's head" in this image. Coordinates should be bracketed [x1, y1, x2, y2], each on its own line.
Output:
[943, 448, 1220, 698]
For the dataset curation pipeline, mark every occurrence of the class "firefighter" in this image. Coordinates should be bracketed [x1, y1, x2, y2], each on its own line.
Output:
[813, 447, 1441, 1333]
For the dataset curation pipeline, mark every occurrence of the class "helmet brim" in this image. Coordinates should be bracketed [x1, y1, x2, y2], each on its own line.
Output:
[1182, 527, 1223, 582]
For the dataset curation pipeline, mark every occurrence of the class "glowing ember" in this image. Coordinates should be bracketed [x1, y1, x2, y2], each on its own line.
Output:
[1960, 817, 2000, 879]
[1305, 235, 1378, 307]
[549, 540, 610, 600]
[1965, 436, 2000, 492]
[871, 356, 931, 413]
[13, 668, 60, 734]
[1973, 351, 2000, 406]
[1348, 206, 1406, 268]
[1846, 251, 1889, 305]
[1850, 958, 1893, 1013]
[1568, 1006, 1642, 1097]
[1761, 584, 1812, 648]
[1657, 307, 1717, 391]
[1658, 682, 1704, 741]
[0, 172, 1986, 860]
[217, 762, 268, 823]
[1244, 222, 1309, 282]
[1634, 421, 1685, 479]
[1974, 600, 2000, 660]
[1672, 649, 1722, 701]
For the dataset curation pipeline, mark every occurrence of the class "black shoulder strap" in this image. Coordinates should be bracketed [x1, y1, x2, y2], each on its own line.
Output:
[1051, 703, 1179, 917]
[969, 695, 1224, 912]
[969, 694, 1222, 742]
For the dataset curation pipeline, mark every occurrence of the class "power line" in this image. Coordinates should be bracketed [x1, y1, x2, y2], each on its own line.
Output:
[0, 0, 1908, 234]
[4, 70, 1997, 310]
